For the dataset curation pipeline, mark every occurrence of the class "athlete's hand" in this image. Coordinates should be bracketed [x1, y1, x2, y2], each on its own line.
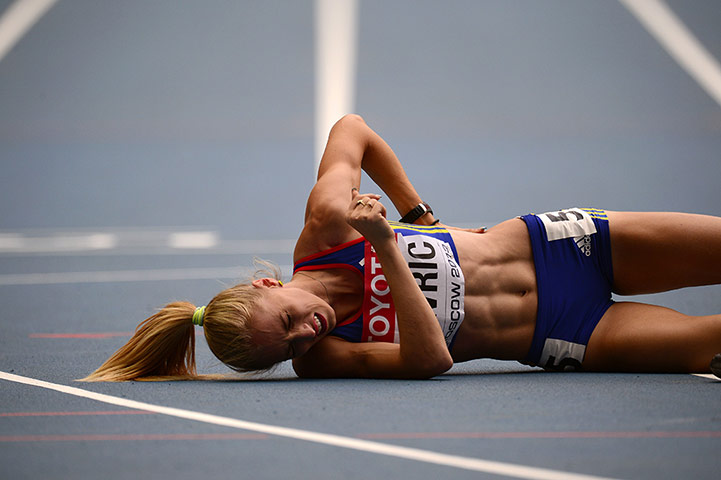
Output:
[444, 225, 487, 234]
[346, 190, 394, 245]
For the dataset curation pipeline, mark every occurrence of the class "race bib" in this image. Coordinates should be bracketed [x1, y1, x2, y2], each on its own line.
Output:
[361, 233, 465, 347]
[539, 338, 586, 371]
[537, 208, 596, 241]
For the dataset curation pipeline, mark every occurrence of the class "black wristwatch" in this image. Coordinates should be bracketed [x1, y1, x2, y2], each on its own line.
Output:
[399, 202, 433, 224]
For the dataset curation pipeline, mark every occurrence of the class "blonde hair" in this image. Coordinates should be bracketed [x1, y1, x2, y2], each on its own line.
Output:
[81, 262, 282, 382]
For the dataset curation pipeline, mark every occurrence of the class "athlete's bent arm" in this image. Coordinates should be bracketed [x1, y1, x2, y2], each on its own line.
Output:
[292, 192, 453, 379]
[296, 114, 437, 258]
[314, 115, 437, 225]
[354, 118, 437, 226]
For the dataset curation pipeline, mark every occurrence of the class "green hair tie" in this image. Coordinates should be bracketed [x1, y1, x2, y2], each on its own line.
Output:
[192, 306, 206, 326]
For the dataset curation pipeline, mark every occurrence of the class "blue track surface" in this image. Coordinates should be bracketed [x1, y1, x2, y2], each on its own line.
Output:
[1, 2, 720, 479]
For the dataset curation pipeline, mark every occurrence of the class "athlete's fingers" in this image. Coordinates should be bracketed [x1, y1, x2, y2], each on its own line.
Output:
[374, 200, 387, 218]
[349, 191, 382, 211]
[350, 189, 380, 200]
[346, 198, 393, 244]
[347, 192, 387, 224]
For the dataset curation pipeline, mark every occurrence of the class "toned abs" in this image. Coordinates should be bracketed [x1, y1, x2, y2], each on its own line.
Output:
[449, 218, 538, 363]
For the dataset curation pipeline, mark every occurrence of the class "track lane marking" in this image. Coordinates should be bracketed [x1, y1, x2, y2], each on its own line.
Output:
[314, 0, 358, 176]
[0, 266, 257, 286]
[0, 0, 58, 63]
[29, 332, 133, 339]
[0, 371, 617, 480]
[620, 0, 721, 108]
[0, 410, 150, 417]
[0, 433, 268, 442]
[358, 430, 721, 440]
[0, 265, 294, 286]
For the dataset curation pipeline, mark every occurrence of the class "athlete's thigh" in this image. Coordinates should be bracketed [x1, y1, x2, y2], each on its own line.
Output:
[606, 211, 721, 295]
[584, 301, 721, 373]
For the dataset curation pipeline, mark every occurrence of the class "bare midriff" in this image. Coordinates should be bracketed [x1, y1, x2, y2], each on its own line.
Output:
[449, 218, 538, 363]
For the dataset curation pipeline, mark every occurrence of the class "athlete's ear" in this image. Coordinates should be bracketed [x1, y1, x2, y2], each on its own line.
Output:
[251, 278, 282, 289]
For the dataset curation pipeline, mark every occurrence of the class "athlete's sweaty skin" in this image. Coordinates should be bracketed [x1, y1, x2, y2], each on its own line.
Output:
[81, 113, 721, 382]
[286, 114, 721, 378]
[448, 219, 538, 363]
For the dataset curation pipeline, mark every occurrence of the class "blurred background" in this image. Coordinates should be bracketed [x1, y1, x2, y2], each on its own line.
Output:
[0, 0, 720, 306]
[1, 4, 720, 479]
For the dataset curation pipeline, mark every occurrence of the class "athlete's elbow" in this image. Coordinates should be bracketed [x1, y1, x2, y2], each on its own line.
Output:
[329, 114, 366, 135]
[410, 352, 453, 379]
[431, 354, 454, 377]
[336, 113, 365, 126]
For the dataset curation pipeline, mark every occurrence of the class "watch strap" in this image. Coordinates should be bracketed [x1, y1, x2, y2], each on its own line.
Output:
[399, 202, 433, 224]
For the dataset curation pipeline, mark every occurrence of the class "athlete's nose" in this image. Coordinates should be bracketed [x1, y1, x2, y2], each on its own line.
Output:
[290, 322, 316, 341]
[289, 323, 316, 357]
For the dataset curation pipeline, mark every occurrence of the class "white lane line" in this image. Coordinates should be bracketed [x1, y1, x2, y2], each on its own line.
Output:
[0, 230, 224, 254]
[620, 0, 721, 108]
[0, 233, 118, 253]
[0, 371, 617, 480]
[0, 265, 291, 286]
[0, 238, 296, 257]
[314, 0, 358, 176]
[167, 232, 219, 249]
[0, 0, 57, 63]
[692, 373, 718, 381]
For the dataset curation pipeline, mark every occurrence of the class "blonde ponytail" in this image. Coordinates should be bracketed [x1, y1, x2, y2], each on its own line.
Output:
[82, 260, 284, 381]
[80, 302, 197, 382]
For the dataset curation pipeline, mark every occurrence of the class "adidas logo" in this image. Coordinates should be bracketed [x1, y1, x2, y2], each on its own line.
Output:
[575, 235, 592, 257]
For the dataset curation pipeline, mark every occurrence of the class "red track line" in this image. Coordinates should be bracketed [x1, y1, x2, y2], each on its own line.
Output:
[1, 410, 152, 417]
[29, 332, 132, 339]
[357, 431, 721, 440]
[0, 433, 268, 442]
[5, 430, 717, 444]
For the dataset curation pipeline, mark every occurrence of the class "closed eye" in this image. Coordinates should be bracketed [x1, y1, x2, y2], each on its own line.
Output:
[286, 313, 295, 358]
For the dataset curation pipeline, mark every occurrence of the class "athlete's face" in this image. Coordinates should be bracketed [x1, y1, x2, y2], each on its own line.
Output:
[250, 279, 336, 365]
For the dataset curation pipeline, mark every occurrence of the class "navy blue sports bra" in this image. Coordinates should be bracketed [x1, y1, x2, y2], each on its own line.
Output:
[293, 222, 466, 349]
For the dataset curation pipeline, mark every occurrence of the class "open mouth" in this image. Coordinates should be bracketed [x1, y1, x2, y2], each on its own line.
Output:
[313, 313, 327, 336]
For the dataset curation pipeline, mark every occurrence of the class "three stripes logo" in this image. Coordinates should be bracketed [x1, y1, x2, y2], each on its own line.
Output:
[575, 235, 592, 257]
[575, 208, 606, 257]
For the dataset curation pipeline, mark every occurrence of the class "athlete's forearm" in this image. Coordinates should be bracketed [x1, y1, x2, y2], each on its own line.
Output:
[369, 236, 453, 376]
[358, 123, 437, 225]
[317, 115, 436, 225]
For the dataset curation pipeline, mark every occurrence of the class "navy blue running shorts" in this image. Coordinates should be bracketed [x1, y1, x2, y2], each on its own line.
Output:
[520, 208, 614, 371]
